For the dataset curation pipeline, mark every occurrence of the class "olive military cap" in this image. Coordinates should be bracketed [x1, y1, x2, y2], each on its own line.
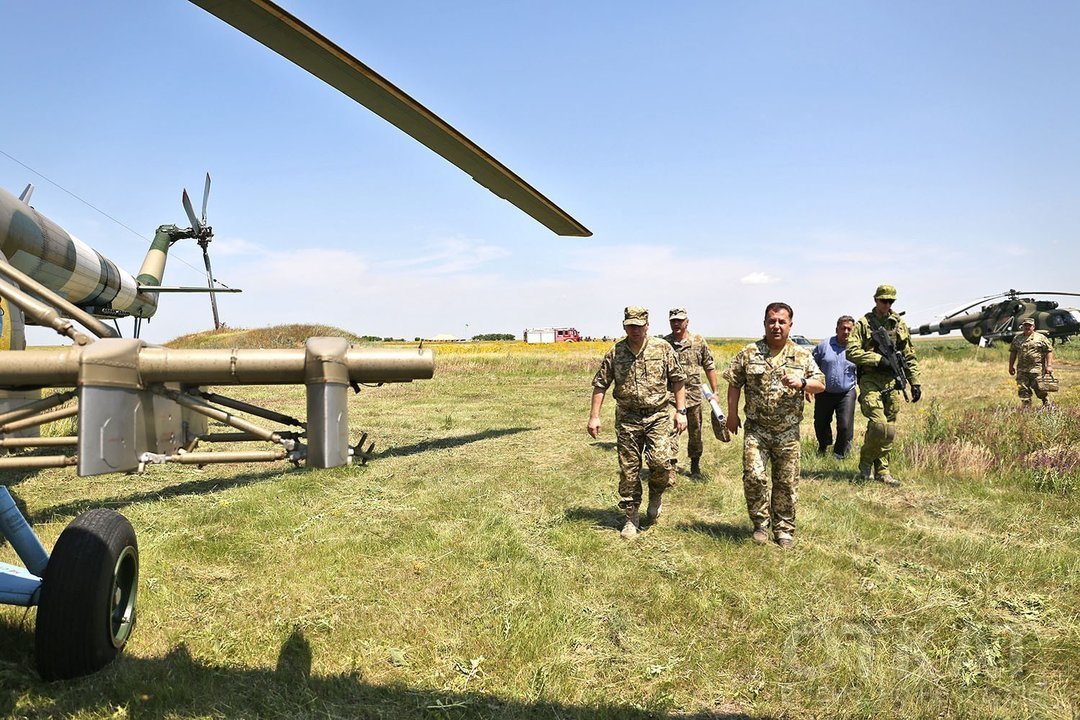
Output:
[1021, 318, 1035, 327]
[669, 307, 688, 320]
[874, 284, 898, 300]
[623, 306, 649, 326]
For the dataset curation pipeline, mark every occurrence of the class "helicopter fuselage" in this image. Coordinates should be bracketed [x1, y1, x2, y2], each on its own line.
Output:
[0, 186, 160, 319]
[918, 296, 1080, 344]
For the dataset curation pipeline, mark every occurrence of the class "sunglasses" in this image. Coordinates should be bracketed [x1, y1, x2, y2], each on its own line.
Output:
[877, 298, 895, 304]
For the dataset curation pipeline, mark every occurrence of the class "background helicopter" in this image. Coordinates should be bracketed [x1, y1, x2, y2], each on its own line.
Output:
[916, 290, 1080, 346]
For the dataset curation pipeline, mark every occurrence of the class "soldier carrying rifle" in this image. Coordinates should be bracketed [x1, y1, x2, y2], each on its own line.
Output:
[845, 284, 922, 487]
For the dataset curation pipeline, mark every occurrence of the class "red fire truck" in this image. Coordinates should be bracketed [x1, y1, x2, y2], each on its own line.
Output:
[523, 327, 582, 343]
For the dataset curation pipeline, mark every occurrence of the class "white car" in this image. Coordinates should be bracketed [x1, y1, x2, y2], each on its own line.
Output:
[791, 335, 814, 348]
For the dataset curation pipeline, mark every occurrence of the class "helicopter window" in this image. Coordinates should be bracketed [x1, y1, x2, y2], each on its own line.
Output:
[1050, 314, 1066, 327]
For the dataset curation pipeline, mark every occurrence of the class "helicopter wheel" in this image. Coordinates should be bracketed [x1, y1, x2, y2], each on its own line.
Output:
[35, 509, 138, 681]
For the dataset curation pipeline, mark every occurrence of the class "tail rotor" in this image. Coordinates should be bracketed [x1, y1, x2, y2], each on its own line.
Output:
[181, 173, 223, 330]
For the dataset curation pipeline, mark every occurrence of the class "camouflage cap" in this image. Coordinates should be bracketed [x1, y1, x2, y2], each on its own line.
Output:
[623, 305, 649, 326]
[874, 284, 898, 300]
[1020, 317, 1035, 326]
[669, 307, 688, 320]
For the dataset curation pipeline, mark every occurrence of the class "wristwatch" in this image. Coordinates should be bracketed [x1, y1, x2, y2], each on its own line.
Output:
[800, 378, 807, 390]
[676, 408, 687, 415]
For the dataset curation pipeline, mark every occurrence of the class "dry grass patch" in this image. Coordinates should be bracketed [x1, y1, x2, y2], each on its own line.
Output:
[905, 439, 995, 478]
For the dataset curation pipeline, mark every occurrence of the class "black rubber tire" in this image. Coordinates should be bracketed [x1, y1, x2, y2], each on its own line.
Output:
[35, 509, 139, 681]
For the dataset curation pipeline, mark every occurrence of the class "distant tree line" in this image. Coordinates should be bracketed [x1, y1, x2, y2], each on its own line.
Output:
[472, 333, 516, 341]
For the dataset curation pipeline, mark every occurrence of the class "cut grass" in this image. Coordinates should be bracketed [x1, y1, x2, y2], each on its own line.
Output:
[0, 337, 1077, 718]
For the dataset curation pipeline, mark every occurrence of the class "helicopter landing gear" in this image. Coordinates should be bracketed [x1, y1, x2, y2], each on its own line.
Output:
[35, 509, 138, 681]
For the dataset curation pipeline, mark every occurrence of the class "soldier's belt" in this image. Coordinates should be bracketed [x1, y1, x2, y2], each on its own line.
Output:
[617, 403, 668, 415]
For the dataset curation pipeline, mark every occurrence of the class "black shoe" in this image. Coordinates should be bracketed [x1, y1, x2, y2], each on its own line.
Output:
[690, 458, 701, 477]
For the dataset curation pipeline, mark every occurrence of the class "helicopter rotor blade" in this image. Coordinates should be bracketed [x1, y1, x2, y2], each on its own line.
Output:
[200, 173, 212, 226]
[939, 290, 1019, 319]
[201, 244, 223, 330]
[940, 289, 1080, 321]
[1011, 290, 1080, 299]
[182, 190, 203, 233]
[940, 289, 1035, 319]
[187, 0, 590, 238]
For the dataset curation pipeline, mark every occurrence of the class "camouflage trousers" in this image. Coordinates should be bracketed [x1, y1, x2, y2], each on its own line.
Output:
[742, 420, 801, 535]
[615, 405, 676, 515]
[857, 379, 900, 476]
[670, 403, 703, 461]
[1016, 371, 1049, 404]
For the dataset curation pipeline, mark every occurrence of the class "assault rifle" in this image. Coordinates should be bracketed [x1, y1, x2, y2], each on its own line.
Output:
[870, 325, 913, 401]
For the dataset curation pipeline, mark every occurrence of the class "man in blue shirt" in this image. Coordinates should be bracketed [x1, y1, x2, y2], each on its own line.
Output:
[812, 315, 857, 459]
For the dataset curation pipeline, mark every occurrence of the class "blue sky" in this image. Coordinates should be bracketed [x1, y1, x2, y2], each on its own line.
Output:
[2, 1, 1078, 343]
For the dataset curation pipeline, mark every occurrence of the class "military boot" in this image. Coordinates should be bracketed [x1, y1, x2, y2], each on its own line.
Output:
[878, 472, 900, 487]
[690, 457, 701, 477]
[854, 463, 873, 483]
[620, 509, 640, 540]
[751, 526, 769, 545]
[646, 488, 664, 522]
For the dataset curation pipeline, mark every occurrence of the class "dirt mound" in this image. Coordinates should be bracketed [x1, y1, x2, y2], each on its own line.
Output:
[166, 324, 363, 349]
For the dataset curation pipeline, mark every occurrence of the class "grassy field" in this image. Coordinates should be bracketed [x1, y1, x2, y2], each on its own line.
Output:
[1, 332, 1078, 718]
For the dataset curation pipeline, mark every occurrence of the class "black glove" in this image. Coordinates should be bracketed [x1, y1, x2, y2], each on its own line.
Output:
[911, 385, 922, 403]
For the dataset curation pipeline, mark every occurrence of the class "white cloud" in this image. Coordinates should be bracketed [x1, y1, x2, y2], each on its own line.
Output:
[741, 272, 779, 285]
[211, 236, 264, 257]
[381, 237, 510, 275]
[108, 229, 1079, 347]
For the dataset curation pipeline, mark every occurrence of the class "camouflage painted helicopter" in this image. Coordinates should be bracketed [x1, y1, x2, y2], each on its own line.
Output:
[0, 0, 588, 681]
[0, 1, 589, 351]
[0, 173, 239, 347]
[916, 290, 1080, 346]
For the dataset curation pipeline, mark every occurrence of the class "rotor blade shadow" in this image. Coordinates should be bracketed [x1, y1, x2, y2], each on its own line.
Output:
[26, 467, 290, 525]
[0, 618, 767, 719]
[675, 520, 755, 544]
[0, 465, 63, 490]
[374, 427, 534, 459]
[803, 468, 863, 485]
[563, 505, 622, 530]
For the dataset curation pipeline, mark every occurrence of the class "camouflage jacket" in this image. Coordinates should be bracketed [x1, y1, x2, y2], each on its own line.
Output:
[845, 310, 921, 385]
[1010, 331, 1052, 374]
[593, 335, 687, 413]
[723, 339, 823, 433]
[662, 332, 716, 407]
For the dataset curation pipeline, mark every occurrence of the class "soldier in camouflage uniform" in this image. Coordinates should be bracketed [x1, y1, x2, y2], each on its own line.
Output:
[1009, 317, 1054, 407]
[589, 306, 688, 540]
[663, 308, 719, 478]
[724, 302, 824, 549]
[845, 284, 922, 487]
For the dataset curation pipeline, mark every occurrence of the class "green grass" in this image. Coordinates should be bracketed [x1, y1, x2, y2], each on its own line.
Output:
[0, 336, 1078, 718]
